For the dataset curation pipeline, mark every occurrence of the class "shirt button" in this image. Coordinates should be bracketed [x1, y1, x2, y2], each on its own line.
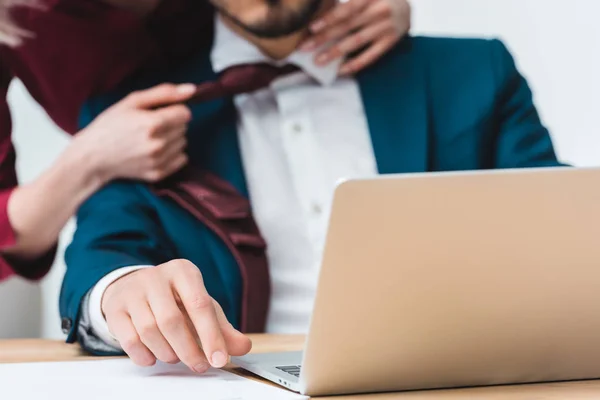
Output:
[311, 203, 323, 215]
[291, 123, 303, 134]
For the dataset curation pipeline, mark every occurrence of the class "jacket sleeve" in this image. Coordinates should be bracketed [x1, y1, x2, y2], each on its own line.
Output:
[490, 40, 568, 169]
[0, 62, 55, 282]
[59, 181, 177, 348]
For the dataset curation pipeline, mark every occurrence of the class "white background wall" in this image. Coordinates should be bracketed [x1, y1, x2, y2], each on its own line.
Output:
[1, 0, 599, 340]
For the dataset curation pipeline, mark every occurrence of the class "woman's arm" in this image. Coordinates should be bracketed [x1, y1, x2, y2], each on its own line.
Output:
[0, 60, 34, 280]
[1, 82, 197, 272]
[5, 142, 105, 261]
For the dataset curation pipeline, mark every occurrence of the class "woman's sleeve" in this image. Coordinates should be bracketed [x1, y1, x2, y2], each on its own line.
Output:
[0, 62, 54, 282]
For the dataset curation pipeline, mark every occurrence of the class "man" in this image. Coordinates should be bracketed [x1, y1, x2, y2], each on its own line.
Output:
[60, 0, 564, 375]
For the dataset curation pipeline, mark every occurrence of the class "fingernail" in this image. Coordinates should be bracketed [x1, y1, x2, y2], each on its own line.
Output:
[211, 351, 228, 368]
[300, 40, 315, 51]
[193, 363, 210, 373]
[316, 54, 330, 65]
[311, 20, 325, 32]
[177, 84, 197, 95]
[339, 66, 351, 76]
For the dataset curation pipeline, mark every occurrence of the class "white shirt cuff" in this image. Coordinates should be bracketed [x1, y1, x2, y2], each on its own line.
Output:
[88, 265, 154, 350]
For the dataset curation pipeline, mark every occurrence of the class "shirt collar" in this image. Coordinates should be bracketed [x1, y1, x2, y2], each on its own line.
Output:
[210, 15, 340, 86]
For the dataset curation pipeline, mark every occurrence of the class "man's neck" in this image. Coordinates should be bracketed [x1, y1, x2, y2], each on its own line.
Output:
[220, 18, 305, 60]
[220, 0, 334, 60]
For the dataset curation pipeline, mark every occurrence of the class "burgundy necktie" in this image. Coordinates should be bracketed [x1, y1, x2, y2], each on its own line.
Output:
[188, 63, 299, 104]
[153, 63, 298, 333]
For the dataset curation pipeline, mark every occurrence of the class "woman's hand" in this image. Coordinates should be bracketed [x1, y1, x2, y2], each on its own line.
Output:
[300, 0, 411, 76]
[3, 83, 197, 262]
[73, 83, 196, 184]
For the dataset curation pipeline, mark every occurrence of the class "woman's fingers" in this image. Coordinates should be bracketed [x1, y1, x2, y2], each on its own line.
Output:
[141, 129, 188, 182]
[300, 0, 410, 73]
[339, 33, 398, 76]
[302, 0, 388, 52]
[162, 154, 189, 178]
[315, 19, 395, 66]
[310, 0, 371, 35]
[152, 104, 192, 134]
[124, 83, 197, 110]
[155, 134, 188, 167]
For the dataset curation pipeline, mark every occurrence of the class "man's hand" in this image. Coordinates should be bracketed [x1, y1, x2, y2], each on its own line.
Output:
[102, 259, 252, 372]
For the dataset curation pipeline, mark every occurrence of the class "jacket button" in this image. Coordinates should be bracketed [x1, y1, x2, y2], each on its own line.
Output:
[61, 318, 73, 334]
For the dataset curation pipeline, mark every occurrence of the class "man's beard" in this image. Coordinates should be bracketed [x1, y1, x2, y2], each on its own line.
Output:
[215, 0, 323, 39]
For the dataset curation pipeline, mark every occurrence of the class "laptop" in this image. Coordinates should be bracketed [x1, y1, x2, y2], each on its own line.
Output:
[233, 167, 600, 397]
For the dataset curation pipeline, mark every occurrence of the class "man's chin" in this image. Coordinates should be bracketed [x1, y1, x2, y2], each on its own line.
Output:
[215, 0, 323, 40]
[244, 26, 305, 40]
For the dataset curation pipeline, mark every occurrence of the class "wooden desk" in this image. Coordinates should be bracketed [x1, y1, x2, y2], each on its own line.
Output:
[2, 335, 600, 399]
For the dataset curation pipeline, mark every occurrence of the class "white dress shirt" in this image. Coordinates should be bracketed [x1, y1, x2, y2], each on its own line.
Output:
[88, 16, 378, 348]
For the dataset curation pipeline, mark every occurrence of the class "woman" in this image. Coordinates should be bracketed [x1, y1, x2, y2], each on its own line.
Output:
[0, 0, 411, 282]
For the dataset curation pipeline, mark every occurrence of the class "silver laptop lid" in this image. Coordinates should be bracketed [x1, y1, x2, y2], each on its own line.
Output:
[300, 167, 600, 396]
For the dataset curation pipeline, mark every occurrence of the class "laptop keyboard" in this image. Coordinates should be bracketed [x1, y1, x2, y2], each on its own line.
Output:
[276, 365, 302, 378]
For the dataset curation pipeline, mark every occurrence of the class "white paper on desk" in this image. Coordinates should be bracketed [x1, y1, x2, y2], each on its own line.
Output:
[0, 359, 307, 400]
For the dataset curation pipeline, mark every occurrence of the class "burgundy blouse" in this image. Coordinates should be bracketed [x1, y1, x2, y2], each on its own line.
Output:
[0, 0, 212, 281]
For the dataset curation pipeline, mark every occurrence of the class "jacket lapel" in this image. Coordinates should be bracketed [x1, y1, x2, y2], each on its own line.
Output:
[357, 38, 430, 174]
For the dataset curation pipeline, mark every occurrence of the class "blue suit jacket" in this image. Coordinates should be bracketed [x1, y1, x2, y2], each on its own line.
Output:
[59, 36, 564, 349]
